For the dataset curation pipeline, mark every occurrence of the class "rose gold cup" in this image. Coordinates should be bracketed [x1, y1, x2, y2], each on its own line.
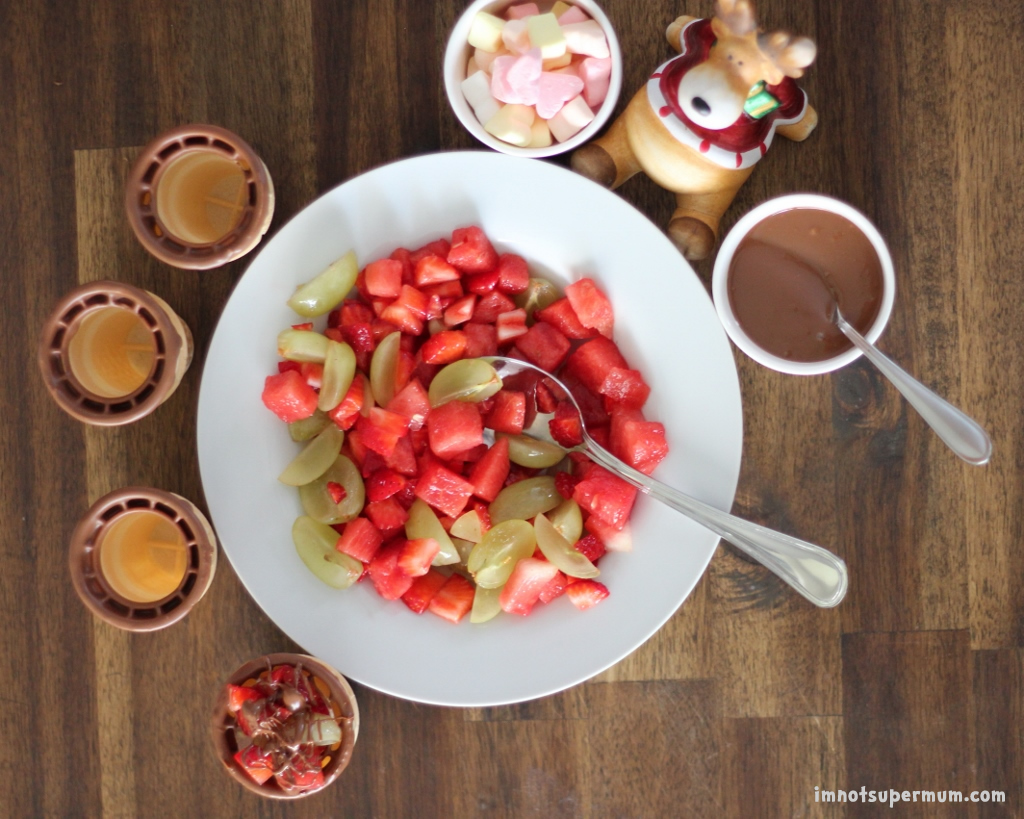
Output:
[125, 124, 275, 270]
[210, 653, 360, 799]
[68, 487, 217, 632]
[38, 280, 193, 426]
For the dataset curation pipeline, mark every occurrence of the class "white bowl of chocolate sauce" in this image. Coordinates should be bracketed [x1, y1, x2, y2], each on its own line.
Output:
[712, 194, 896, 376]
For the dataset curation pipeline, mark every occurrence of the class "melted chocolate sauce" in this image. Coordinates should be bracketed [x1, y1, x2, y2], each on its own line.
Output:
[727, 208, 884, 362]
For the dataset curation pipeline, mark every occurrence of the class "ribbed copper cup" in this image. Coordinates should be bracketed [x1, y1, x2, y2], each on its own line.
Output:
[125, 124, 275, 270]
[68, 487, 217, 632]
[38, 280, 193, 426]
[210, 653, 360, 799]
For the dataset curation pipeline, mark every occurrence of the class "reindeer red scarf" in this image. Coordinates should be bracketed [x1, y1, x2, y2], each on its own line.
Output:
[571, 0, 817, 260]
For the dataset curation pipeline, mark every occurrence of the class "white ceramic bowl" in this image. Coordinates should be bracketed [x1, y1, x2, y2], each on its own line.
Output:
[443, 0, 623, 157]
[198, 152, 743, 707]
[711, 194, 897, 376]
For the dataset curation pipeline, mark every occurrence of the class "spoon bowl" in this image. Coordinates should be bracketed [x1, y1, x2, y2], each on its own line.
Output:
[484, 356, 849, 608]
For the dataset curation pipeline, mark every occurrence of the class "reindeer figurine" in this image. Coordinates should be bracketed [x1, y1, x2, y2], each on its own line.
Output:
[571, 0, 817, 260]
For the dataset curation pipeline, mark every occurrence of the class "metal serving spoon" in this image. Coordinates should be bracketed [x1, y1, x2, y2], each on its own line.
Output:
[831, 305, 992, 466]
[483, 356, 849, 608]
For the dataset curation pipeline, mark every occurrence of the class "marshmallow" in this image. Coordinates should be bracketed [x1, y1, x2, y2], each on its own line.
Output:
[551, 1, 574, 17]
[557, 6, 590, 25]
[562, 20, 609, 58]
[506, 2, 540, 19]
[546, 95, 594, 142]
[501, 18, 532, 54]
[468, 11, 506, 52]
[542, 51, 573, 71]
[535, 71, 584, 119]
[578, 56, 612, 108]
[474, 46, 508, 73]
[527, 13, 567, 60]
[461, 69, 501, 124]
[491, 49, 542, 105]
[484, 104, 535, 147]
[528, 119, 553, 149]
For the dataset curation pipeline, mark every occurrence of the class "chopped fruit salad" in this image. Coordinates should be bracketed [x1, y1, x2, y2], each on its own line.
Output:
[261, 225, 669, 623]
[221, 661, 351, 796]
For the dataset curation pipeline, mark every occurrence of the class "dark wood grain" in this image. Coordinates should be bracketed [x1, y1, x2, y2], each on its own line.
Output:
[4, 0, 1024, 816]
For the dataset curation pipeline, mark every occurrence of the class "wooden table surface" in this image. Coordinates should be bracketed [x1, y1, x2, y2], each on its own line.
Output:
[4, 0, 1022, 816]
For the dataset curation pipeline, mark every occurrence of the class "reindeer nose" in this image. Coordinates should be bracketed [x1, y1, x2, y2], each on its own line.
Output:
[691, 97, 711, 116]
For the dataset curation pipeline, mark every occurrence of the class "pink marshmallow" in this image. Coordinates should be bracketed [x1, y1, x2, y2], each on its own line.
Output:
[506, 2, 540, 19]
[561, 20, 610, 58]
[557, 6, 590, 25]
[578, 56, 611, 109]
[535, 71, 585, 119]
[547, 94, 594, 142]
[501, 18, 532, 54]
[490, 49, 542, 106]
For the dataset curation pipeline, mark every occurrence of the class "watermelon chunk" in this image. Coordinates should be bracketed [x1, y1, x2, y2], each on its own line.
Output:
[535, 297, 595, 340]
[414, 461, 476, 517]
[468, 436, 510, 502]
[516, 321, 571, 372]
[364, 258, 403, 298]
[564, 337, 629, 395]
[495, 253, 530, 294]
[565, 278, 614, 338]
[428, 400, 484, 459]
[499, 557, 560, 615]
[609, 407, 668, 475]
[599, 367, 651, 411]
[428, 573, 475, 623]
[485, 390, 526, 435]
[335, 517, 384, 563]
[356, 407, 410, 458]
[367, 541, 415, 600]
[447, 226, 499, 274]
[401, 569, 449, 613]
[572, 465, 638, 530]
[261, 370, 318, 423]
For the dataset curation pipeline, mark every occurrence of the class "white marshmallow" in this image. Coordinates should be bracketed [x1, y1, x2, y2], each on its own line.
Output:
[461, 70, 501, 125]
[561, 20, 609, 58]
[546, 95, 594, 142]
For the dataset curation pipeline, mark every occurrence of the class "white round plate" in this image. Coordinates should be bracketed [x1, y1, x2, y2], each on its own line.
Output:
[197, 151, 743, 707]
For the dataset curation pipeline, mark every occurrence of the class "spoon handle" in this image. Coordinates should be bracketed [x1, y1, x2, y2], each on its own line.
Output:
[836, 317, 992, 465]
[582, 439, 848, 608]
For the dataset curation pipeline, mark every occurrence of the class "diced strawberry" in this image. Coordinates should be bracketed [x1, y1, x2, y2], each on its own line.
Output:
[499, 557, 560, 615]
[443, 294, 476, 327]
[554, 471, 579, 499]
[261, 370, 318, 423]
[599, 367, 651, 411]
[365, 467, 408, 502]
[422, 279, 464, 301]
[564, 336, 629, 395]
[276, 762, 325, 793]
[364, 497, 410, 536]
[356, 407, 410, 458]
[277, 360, 301, 374]
[328, 374, 366, 430]
[364, 258, 403, 298]
[291, 321, 313, 331]
[411, 238, 451, 263]
[572, 465, 638, 530]
[387, 247, 414, 284]
[534, 378, 558, 414]
[471, 501, 492, 533]
[300, 361, 323, 389]
[370, 318, 402, 344]
[565, 579, 610, 610]
[565, 277, 614, 338]
[495, 253, 530, 293]
[335, 517, 384, 563]
[384, 433, 418, 476]
[485, 390, 526, 435]
[427, 573, 475, 623]
[340, 321, 375, 353]
[401, 569, 449, 613]
[394, 350, 415, 395]
[386, 378, 430, 431]
[468, 436, 510, 502]
[414, 254, 461, 286]
[447, 226, 499, 274]
[584, 515, 633, 552]
[428, 400, 483, 459]
[465, 268, 500, 295]
[559, 371, 609, 428]
[367, 541, 415, 600]
[397, 537, 441, 577]
[574, 533, 606, 563]
[414, 461, 476, 518]
[341, 300, 375, 327]
[516, 321, 571, 372]
[463, 322, 499, 357]
[474, 291, 517, 323]
[609, 407, 668, 475]
[420, 330, 468, 364]
[234, 746, 275, 786]
[379, 302, 424, 336]
[495, 309, 529, 343]
[548, 401, 583, 448]
[538, 570, 569, 603]
[226, 683, 263, 713]
[326, 482, 347, 504]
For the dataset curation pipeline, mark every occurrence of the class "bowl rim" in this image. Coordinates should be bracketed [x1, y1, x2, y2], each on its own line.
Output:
[711, 193, 897, 376]
[443, 0, 623, 158]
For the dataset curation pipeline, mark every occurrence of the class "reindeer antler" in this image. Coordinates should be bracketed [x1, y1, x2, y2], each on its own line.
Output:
[757, 30, 817, 78]
[714, 0, 757, 36]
